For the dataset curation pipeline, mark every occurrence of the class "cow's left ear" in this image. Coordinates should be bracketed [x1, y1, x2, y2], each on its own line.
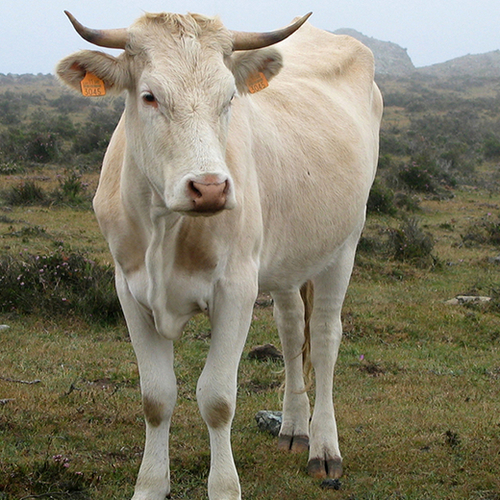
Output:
[227, 48, 283, 95]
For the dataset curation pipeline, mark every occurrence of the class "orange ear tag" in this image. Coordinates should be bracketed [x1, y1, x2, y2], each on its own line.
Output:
[246, 72, 269, 94]
[80, 72, 106, 97]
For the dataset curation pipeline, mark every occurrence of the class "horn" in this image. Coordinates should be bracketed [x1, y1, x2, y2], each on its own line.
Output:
[64, 11, 128, 49]
[231, 12, 312, 51]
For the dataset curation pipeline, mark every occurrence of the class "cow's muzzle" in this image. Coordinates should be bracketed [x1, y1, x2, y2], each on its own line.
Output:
[186, 176, 230, 214]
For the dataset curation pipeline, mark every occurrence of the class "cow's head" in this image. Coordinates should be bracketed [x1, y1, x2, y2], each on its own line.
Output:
[57, 11, 310, 215]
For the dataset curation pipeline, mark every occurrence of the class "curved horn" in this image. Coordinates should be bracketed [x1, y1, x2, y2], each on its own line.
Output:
[64, 11, 128, 49]
[231, 12, 312, 51]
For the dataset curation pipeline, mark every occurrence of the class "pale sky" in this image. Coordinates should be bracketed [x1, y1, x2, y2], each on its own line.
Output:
[1, 0, 499, 74]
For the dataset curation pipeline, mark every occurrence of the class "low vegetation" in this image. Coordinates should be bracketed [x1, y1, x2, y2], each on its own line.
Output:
[0, 72, 499, 499]
[0, 247, 120, 322]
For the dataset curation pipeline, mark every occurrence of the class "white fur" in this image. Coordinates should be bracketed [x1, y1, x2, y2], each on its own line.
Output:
[57, 13, 382, 500]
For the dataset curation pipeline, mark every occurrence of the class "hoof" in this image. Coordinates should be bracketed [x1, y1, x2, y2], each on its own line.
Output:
[277, 434, 309, 453]
[307, 456, 343, 479]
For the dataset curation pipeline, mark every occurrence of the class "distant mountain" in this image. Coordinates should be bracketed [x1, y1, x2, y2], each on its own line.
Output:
[334, 28, 415, 76]
[417, 50, 500, 78]
[335, 29, 500, 79]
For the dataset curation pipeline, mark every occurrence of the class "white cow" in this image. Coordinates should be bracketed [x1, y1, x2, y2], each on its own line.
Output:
[57, 10, 382, 500]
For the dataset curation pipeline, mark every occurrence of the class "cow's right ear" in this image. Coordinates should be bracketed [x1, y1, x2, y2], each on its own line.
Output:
[56, 50, 130, 95]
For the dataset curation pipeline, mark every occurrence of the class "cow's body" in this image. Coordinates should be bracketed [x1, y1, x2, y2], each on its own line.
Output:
[58, 12, 382, 500]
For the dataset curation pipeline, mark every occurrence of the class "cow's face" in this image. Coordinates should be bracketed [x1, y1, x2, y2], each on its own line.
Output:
[57, 12, 297, 215]
[124, 18, 241, 214]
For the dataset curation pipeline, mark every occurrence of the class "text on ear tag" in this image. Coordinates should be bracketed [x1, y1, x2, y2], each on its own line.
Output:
[80, 72, 106, 97]
[246, 72, 269, 94]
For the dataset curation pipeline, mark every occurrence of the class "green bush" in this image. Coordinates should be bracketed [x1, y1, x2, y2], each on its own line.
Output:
[51, 171, 91, 207]
[4, 181, 47, 206]
[485, 220, 500, 245]
[0, 162, 24, 175]
[462, 217, 500, 247]
[0, 249, 121, 324]
[398, 163, 437, 193]
[390, 218, 435, 266]
[367, 180, 397, 215]
[394, 192, 421, 212]
[483, 136, 500, 160]
[0, 128, 61, 164]
[3, 173, 91, 208]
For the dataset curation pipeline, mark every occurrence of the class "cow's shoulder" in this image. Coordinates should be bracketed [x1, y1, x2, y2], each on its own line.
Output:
[93, 114, 148, 275]
[277, 22, 375, 89]
[93, 113, 126, 227]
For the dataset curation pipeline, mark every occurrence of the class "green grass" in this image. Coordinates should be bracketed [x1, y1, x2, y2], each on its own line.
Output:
[1, 307, 498, 499]
[0, 186, 499, 499]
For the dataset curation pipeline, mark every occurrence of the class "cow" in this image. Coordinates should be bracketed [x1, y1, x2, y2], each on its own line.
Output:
[57, 10, 382, 500]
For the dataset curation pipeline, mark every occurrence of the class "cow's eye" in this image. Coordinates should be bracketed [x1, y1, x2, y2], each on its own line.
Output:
[142, 92, 157, 106]
[221, 92, 236, 115]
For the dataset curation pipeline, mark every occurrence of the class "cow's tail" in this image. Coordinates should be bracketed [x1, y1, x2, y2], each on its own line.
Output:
[300, 280, 314, 388]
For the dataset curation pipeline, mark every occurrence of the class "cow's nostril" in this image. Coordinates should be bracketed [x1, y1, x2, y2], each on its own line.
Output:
[188, 181, 203, 199]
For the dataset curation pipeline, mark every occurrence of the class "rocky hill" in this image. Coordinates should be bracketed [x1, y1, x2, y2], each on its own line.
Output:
[417, 50, 500, 78]
[334, 28, 415, 76]
[335, 29, 500, 79]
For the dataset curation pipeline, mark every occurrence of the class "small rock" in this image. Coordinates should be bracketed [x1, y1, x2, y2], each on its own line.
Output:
[248, 343, 283, 361]
[320, 479, 341, 490]
[0, 325, 10, 331]
[445, 295, 491, 305]
[255, 410, 282, 436]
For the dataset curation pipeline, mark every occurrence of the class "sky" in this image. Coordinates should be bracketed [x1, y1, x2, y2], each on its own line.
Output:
[1, 0, 499, 74]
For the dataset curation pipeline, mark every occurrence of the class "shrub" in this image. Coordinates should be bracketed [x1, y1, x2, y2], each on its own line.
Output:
[51, 171, 91, 207]
[394, 192, 421, 212]
[483, 136, 500, 160]
[462, 218, 500, 247]
[485, 220, 500, 245]
[398, 162, 437, 193]
[356, 235, 386, 254]
[0, 128, 60, 164]
[0, 249, 121, 324]
[26, 132, 60, 163]
[389, 218, 435, 266]
[0, 162, 24, 175]
[367, 180, 397, 215]
[2, 173, 91, 208]
[377, 153, 395, 170]
[4, 181, 47, 206]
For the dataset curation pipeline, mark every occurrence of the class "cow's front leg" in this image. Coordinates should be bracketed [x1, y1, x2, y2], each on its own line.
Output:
[116, 270, 177, 500]
[197, 276, 258, 500]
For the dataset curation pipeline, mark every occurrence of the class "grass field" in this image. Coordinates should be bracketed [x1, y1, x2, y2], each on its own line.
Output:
[0, 167, 499, 499]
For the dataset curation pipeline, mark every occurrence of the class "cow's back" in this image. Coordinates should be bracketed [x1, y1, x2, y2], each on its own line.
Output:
[228, 23, 383, 290]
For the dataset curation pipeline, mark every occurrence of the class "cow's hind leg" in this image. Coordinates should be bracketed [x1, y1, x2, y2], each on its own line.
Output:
[307, 234, 361, 479]
[116, 270, 177, 500]
[272, 289, 310, 453]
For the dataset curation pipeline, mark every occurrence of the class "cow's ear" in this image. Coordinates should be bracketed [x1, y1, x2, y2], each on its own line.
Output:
[56, 50, 130, 95]
[228, 47, 283, 95]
